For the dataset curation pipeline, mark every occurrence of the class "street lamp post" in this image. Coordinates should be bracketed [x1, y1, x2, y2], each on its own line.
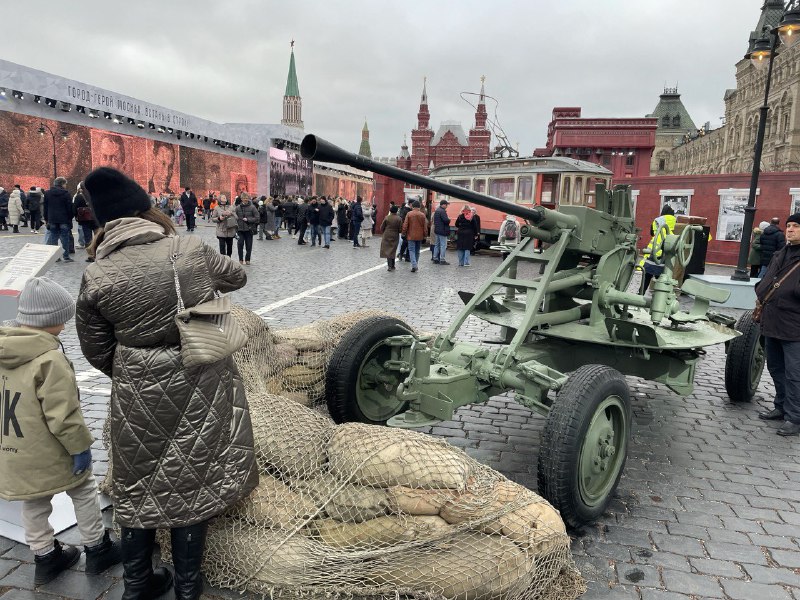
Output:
[732, 1, 800, 281]
[38, 122, 68, 181]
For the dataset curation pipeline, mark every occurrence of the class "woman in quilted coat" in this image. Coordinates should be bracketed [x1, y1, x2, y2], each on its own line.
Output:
[76, 167, 258, 600]
[212, 194, 237, 256]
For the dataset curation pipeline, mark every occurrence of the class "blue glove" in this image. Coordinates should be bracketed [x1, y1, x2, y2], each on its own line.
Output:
[72, 449, 92, 475]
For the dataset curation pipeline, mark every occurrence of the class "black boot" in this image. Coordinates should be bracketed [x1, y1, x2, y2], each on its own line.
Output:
[171, 522, 208, 600]
[120, 527, 173, 600]
[85, 530, 122, 575]
[34, 539, 81, 585]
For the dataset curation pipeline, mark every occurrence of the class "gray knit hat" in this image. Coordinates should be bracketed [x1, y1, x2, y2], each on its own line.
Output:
[16, 277, 75, 327]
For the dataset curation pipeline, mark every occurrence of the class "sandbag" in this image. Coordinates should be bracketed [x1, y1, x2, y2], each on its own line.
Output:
[274, 325, 325, 351]
[370, 532, 532, 600]
[249, 393, 333, 477]
[228, 474, 317, 528]
[328, 423, 471, 490]
[296, 473, 390, 523]
[387, 485, 455, 516]
[313, 515, 449, 549]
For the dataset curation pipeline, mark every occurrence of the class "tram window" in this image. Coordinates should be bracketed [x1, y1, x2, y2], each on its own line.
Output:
[452, 179, 470, 189]
[561, 177, 571, 205]
[474, 179, 486, 194]
[489, 177, 515, 202]
[540, 175, 555, 204]
[574, 178, 584, 205]
[518, 176, 533, 202]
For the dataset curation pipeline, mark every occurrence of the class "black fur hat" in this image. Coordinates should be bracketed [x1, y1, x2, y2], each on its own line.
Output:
[83, 167, 151, 226]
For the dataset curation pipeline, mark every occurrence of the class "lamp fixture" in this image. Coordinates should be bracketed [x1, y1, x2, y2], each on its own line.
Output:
[157, 126, 165, 133]
[34, 95, 42, 103]
[148, 123, 155, 130]
[88, 109, 99, 119]
[137, 121, 145, 129]
[104, 112, 112, 120]
[0, 88, 6, 96]
[12, 90, 23, 99]
[777, 4, 800, 48]
[113, 115, 122, 124]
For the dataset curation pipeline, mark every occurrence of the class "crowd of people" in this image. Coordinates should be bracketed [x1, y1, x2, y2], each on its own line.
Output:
[0, 179, 492, 274]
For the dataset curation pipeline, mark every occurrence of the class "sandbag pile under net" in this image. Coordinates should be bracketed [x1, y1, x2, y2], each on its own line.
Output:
[121, 308, 587, 599]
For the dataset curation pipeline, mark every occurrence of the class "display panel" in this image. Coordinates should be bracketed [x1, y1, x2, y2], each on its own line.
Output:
[0, 111, 257, 200]
[269, 147, 312, 197]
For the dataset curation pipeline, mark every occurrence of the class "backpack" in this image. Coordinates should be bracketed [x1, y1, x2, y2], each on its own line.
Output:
[501, 219, 518, 244]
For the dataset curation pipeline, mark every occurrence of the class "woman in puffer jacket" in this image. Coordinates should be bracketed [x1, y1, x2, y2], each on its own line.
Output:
[8, 189, 24, 233]
[76, 167, 257, 600]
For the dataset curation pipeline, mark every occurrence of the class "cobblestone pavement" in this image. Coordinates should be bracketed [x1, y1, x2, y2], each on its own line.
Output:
[0, 221, 798, 600]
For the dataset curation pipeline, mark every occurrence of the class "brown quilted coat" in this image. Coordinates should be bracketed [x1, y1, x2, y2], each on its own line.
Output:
[76, 224, 258, 528]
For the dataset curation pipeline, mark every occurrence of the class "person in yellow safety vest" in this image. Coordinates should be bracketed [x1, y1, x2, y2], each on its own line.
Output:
[638, 204, 677, 294]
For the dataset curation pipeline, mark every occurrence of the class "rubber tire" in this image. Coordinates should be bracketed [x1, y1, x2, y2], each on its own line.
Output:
[325, 315, 413, 425]
[724, 309, 764, 403]
[537, 365, 631, 529]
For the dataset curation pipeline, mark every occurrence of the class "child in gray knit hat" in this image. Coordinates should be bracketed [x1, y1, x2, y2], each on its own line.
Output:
[0, 277, 120, 585]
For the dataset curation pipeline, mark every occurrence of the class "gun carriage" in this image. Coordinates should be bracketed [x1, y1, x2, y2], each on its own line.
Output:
[302, 135, 764, 527]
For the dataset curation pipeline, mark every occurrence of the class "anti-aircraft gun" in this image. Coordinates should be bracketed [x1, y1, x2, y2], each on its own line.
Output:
[302, 135, 764, 527]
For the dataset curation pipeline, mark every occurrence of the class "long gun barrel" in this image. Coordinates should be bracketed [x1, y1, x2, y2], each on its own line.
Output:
[300, 135, 544, 223]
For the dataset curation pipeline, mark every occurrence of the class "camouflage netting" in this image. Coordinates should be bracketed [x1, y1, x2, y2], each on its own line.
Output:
[104, 307, 586, 600]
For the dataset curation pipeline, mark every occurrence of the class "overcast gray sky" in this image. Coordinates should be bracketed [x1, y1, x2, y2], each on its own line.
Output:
[5, 0, 760, 158]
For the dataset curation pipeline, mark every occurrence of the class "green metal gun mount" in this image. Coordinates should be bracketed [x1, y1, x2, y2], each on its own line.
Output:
[302, 135, 765, 528]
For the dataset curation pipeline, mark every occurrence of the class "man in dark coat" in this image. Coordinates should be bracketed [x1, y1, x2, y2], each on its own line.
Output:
[432, 200, 451, 265]
[397, 200, 411, 261]
[759, 217, 787, 277]
[308, 197, 322, 246]
[0, 188, 8, 231]
[296, 199, 309, 245]
[350, 197, 364, 247]
[756, 213, 800, 436]
[283, 197, 298, 236]
[43, 177, 74, 262]
[336, 199, 349, 239]
[318, 197, 335, 249]
[27, 186, 43, 233]
[179, 187, 198, 232]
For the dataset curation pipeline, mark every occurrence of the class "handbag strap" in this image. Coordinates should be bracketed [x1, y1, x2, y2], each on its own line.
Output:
[169, 236, 186, 313]
[761, 259, 800, 306]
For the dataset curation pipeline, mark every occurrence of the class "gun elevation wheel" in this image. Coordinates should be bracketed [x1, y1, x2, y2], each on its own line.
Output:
[537, 365, 631, 528]
[325, 315, 413, 425]
[725, 310, 764, 403]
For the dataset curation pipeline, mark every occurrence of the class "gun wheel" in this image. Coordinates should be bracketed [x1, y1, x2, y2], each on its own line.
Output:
[725, 310, 764, 403]
[325, 316, 413, 425]
[538, 365, 631, 528]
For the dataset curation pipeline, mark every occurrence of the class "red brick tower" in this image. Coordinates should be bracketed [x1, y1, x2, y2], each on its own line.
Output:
[411, 78, 434, 174]
[468, 76, 491, 162]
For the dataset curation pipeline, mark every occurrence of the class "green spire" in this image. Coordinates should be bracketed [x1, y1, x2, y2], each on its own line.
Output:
[285, 45, 300, 97]
[359, 119, 372, 158]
